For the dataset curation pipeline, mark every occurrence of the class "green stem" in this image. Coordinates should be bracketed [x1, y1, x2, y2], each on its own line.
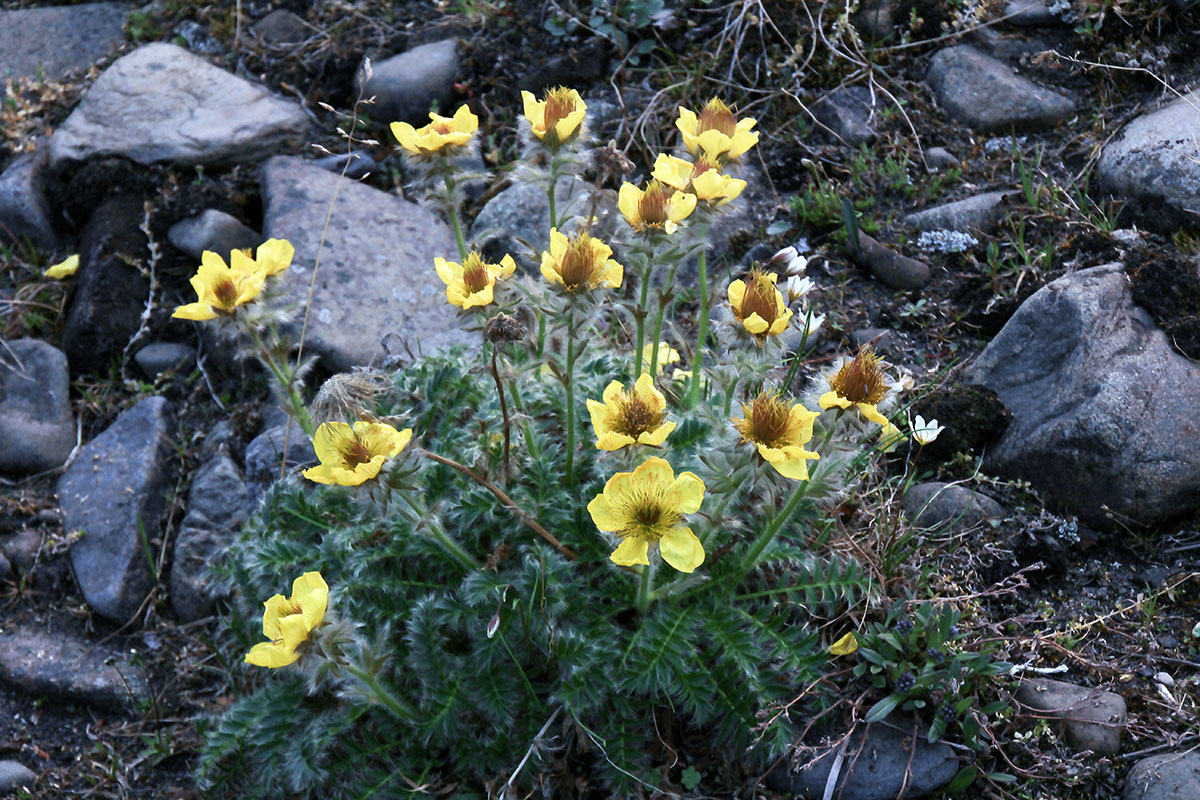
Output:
[536, 314, 546, 359]
[688, 228, 710, 408]
[647, 259, 682, 379]
[564, 309, 578, 490]
[344, 664, 419, 722]
[782, 306, 816, 394]
[442, 168, 468, 262]
[738, 478, 811, 576]
[635, 562, 655, 614]
[402, 493, 478, 571]
[246, 325, 315, 438]
[548, 155, 562, 230]
[633, 256, 652, 379]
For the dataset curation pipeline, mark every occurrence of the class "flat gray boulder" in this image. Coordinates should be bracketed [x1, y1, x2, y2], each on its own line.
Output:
[963, 263, 1200, 527]
[0, 149, 58, 250]
[927, 45, 1076, 131]
[904, 190, 1011, 234]
[903, 481, 1005, 532]
[1015, 677, 1126, 756]
[61, 396, 174, 624]
[0, 626, 148, 713]
[1097, 90, 1200, 224]
[0, 339, 75, 474]
[0, 3, 129, 82]
[357, 38, 460, 125]
[261, 155, 474, 371]
[50, 43, 309, 166]
[1124, 751, 1200, 800]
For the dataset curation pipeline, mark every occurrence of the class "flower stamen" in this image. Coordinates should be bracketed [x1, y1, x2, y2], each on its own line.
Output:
[697, 98, 737, 138]
[829, 346, 887, 405]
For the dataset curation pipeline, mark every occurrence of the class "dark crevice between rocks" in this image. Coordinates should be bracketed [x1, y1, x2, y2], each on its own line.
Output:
[1126, 248, 1200, 360]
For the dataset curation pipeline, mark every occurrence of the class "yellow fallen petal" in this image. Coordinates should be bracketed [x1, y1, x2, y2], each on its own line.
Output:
[43, 254, 79, 279]
[830, 632, 858, 656]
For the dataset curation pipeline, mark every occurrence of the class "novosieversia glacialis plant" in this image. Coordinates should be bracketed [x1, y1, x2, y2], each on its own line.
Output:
[188, 91, 1005, 796]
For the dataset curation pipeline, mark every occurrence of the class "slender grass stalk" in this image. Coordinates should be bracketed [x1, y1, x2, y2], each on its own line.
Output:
[688, 225, 710, 408]
[564, 308, 579, 489]
[647, 259, 682, 378]
[633, 254, 652, 379]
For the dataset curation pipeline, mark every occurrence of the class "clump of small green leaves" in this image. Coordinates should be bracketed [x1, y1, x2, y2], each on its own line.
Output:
[855, 601, 1012, 748]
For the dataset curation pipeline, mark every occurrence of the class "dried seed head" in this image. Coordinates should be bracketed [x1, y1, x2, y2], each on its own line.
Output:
[484, 312, 527, 344]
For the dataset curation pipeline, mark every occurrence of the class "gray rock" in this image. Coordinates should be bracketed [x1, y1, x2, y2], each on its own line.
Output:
[358, 39, 460, 125]
[962, 263, 1200, 527]
[854, 231, 931, 290]
[854, 0, 896, 40]
[0, 551, 11, 583]
[904, 191, 1011, 234]
[1124, 751, 1200, 800]
[904, 482, 1005, 532]
[0, 2, 129, 82]
[927, 45, 1076, 132]
[0, 760, 37, 793]
[60, 396, 174, 624]
[170, 454, 251, 621]
[1, 529, 41, 574]
[177, 20, 223, 55]
[811, 85, 879, 147]
[244, 419, 316, 493]
[61, 194, 149, 373]
[767, 721, 959, 799]
[0, 339, 75, 473]
[50, 43, 309, 167]
[924, 147, 959, 170]
[470, 174, 606, 272]
[0, 626, 148, 713]
[253, 9, 311, 44]
[1004, 0, 1061, 26]
[314, 151, 378, 181]
[849, 328, 892, 351]
[134, 342, 195, 378]
[1015, 677, 1126, 756]
[261, 155, 475, 371]
[1096, 89, 1200, 225]
[167, 209, 262, 261]
[0, 148, 59, 250]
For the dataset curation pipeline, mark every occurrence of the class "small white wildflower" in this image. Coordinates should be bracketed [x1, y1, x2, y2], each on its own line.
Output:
[910, 414, 944, 446]
[770, 245, 808, 277]
[785, 275, 814, 305]
[799, 310, 825, 337]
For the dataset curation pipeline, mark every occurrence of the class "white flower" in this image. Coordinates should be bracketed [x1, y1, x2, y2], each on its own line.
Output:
[770, 245, 808, 276]
[785, 275, 814, 306]
[910, 414, 944, 446]
[796, 309, 825, 337]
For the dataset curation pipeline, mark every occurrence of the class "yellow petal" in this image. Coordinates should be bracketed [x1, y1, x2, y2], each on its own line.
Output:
[596, 431, 637, 451]
[857, 403, 892, 428]
[596, 258, 623, 289]
[291, 571, 329, 631]
[669, 471, 705, 514]
[434, 257, 459, 285]
[743, 313, 769, 335]
[245, 641, 299, 668]
[461, 281, 495, 309]
[171, 302, 218, 321]
[521, 90, 540, 126]
[818, 391, 850, 411]
[587, 398, 614, 438]
[587, 493, 623, 532]
[390, 121, 419, 153]
[676, 106, 699, 137]
[637, 421, 675, 447]
[301, 463, 336, 484]
[611, 536, 650, 566]
[659, 526, 704, 573]
[311, 421, 354, 466]
[651, 154, 691, 191]
[631, 372, 663, 408]
[618, 183, 641, 227]
[261, 594, 291, 639]
[256, 238, 294, 276]
[830, 632, 858, 656]
[539, 252, 563, 286]
[353, 422, 411, 458]
[43, 254, 80, 279]
[496, 254, 517, 279]
[668, 190, 697, 223]
[728, 279, 746, 312]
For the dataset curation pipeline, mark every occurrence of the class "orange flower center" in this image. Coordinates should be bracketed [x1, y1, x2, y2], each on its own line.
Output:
[339, 436, 374, 469]
[735, 391, 792, 447]
[432, 121, 454, 135]
[214, 277, 240, 310]
[739, 270, 779, 327]
[690, 157, 717, 184]
[542, 87, 577, 132]
[559, 235, 598, 290]
[621, 494, 678, 541]
[638, 181, 671, 225]
[697, 99, 737, 137]
[830, 346, 888, 404]
[461, 254, 491, 294]
[614, 394, 661, 438]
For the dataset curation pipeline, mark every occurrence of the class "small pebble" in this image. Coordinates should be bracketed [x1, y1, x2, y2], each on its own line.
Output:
[1153, 672, 1174, 688]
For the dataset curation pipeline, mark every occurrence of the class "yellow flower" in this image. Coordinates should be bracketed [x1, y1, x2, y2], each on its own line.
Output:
[587, 457, 706, 573]
[302, 421, 413, 486]
[728, 269, 792, 342]
[43, 254, 79, 279]
[540, 228, 623, 292]
[676, 98, 758, 162]
[521, 86, 587, 147]
[172, 250, 266, 321]
[435, 251, 516, 309]
[245, 571, 329, 668]
[652, 153, 746, 206]
[818, 346, 901, 440]
[587, 373, 676, 451]
[642, 341, 680, 375]
[617, 180, 697, 234]
[830, 632, 858, 656]
[733, 390, 821, 480]
[390, 104, 478, 156]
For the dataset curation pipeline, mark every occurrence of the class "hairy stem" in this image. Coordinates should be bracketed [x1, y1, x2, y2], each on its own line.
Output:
[688, 227, 710, 408]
